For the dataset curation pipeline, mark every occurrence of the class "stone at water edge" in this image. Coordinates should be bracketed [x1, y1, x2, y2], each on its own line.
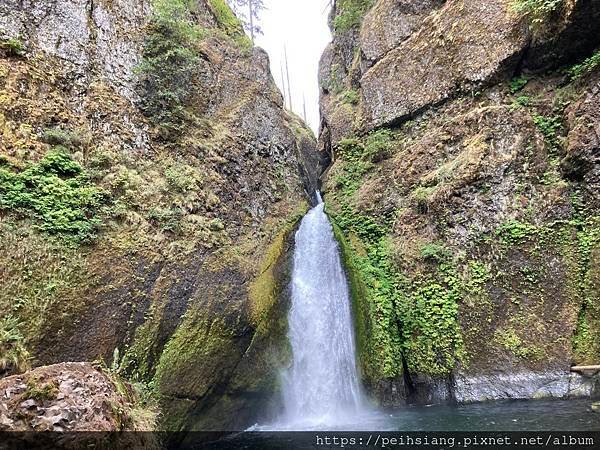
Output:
[592, 402, 600, 412]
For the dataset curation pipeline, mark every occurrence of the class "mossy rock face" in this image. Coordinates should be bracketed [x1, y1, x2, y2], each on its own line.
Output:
[319, 14, 600, 404]
[153, 221, 299, 431]
[0, 0, 320, 435]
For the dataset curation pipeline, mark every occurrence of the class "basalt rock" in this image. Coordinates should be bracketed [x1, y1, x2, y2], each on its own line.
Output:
[0, 363, 155, 432]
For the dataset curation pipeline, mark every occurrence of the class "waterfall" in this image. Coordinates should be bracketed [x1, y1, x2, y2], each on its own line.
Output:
[279, 192, 365, 429]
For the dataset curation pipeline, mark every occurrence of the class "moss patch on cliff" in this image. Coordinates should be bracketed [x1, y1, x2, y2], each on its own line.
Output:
[153, 209, 304, 430]
[207, 0, 250, 47]
[137, 0, 205, 140]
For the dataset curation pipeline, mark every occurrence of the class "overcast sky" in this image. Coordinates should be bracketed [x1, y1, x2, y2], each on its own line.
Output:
[254, 0, 332, 135]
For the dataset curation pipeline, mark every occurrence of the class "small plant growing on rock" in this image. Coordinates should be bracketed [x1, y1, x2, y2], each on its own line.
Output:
[568, 50, 600, 81]
[136, 0, 204, 140]
[420, 242, 452, 262]
[0, 148, 106, 244]
[0, 315, 31, 376]
[24, 378, 59, 401]
[333, 0, 374, 32]
[509, 76, 529, 93]
[0, 38, 25, 56]
[340, 89, 359, 105]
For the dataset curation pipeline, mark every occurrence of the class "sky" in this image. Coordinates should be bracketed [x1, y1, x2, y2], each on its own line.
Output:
[254, 0, 332, 135]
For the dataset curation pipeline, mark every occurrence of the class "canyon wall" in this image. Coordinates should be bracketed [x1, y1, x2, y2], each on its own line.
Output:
[0, 0, 319, 430]
[321, 0, 600, 405]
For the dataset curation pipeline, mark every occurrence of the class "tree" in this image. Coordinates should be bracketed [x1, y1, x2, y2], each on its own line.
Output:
[226, 0, 265, 42]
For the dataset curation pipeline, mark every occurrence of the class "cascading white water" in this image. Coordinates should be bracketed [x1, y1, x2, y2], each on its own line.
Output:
[278, 192, 365, 429]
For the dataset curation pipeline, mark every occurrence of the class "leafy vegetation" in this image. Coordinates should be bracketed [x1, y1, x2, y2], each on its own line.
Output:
[208, 0, 250, 46]
[420, 242, 451, 262]
[568, 50, 600, 81]
[0, 315, 31, 376]
[509, 76, 529, 93]
[333, 0, 374, 32]
[533, 114, 563, 154]
[399, 262, 467, 375]
[511, 0, 564, 25]
[340, 89, 359, 105]
[0, 148, 105, 244]
[330, 130, 468, 379]
[0, 37, 25, 56]
[496, 220, 541, 245]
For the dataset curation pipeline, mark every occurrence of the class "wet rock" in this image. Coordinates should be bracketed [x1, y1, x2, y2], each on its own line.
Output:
[454, 371, 595, 403]
[562, 72, 600, 210]
[0, 0, 320, 434]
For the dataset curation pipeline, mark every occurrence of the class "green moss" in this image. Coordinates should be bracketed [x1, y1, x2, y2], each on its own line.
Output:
[41, 128, 82, 148]
[333, 0, 374, 32]
[572, 217, 600, 363]
[207, 0, 251, 47]
[330, 201, 467, 378]
[0, 148, 105, 244]
[494, 327, 544, 360]
[248, 216, 302, 328]
[399, 263, 467, 376]
[137, 0, 205, 140]
[0, 220, 90, 352]
[24, 378, 59, 401]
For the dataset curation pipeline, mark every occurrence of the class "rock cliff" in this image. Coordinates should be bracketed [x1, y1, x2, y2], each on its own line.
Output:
[321, 0, 600, 405]
[0, 0, 318, 431]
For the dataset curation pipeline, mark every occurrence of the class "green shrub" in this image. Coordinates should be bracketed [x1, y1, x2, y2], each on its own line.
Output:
[568, 50, 600, 81]
[0, 148, 105, 244]
[0, 315, 30, 376]
[509, 76, 529, 93]
[511, 0, 564, 24]
[0, 38, 25, 56]
[341, 89, 359, 105]
[333, 0, 374, 32]
[41, 128, 82, 148]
